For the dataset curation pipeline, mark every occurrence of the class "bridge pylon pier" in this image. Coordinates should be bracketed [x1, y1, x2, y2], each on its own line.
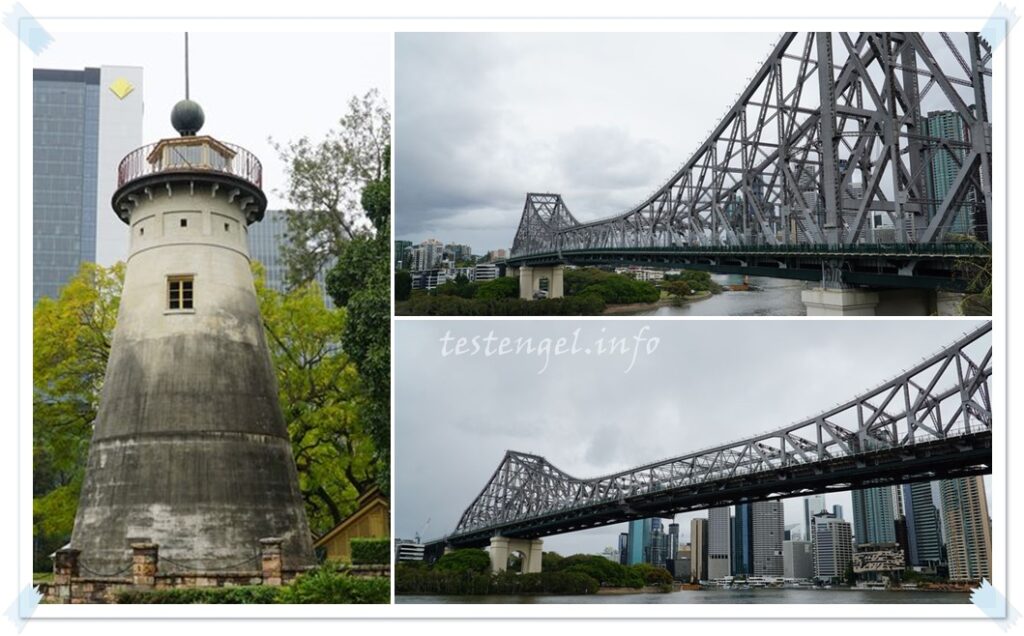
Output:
[489, 536, 543, 573]
[802, 287, 958, 316]
[519, 265, 564, 300]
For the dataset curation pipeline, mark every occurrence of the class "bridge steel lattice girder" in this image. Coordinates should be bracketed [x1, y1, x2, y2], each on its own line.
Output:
[441, 323, 992, 549]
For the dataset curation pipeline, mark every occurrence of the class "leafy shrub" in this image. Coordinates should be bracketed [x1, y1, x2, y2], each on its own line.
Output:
[276, 565, 389, 604]
[117, 585, 280, 604]
[350, 537, 390, 565]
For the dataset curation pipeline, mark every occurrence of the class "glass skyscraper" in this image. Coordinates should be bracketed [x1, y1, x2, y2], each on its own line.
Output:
[924, 109, 975, 236]
[903, 481, 943, 567]
[247, 209, 335, 307]
[851, 486, 897, 545]
[803, 494, 827, 542]
[33, 69, 99, 303]
[33, 66, 143, 302]
[731, 503, 753, 576]
[626, 518, 650, 566]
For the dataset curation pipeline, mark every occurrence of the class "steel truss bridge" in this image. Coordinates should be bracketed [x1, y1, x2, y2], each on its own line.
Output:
[440, 323, 992, 549]
[509, 32, 993, 290]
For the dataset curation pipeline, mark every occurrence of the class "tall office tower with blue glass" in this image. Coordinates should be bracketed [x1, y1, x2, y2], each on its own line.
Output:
[33, 66, 143, 303]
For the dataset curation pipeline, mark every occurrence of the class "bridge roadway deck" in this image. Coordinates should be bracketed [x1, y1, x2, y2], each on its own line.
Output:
[507, 245, 989, 291]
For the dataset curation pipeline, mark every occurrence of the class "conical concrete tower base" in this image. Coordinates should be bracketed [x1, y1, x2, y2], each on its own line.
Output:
[69, 130, 314, 576]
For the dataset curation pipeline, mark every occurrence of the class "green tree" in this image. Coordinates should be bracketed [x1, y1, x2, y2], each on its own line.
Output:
[474, 276, 519, 300]
[434, 548, 491, 574]
[395, 270, 412, 302]
[32, 263, 123, 571]
[254, 266, 379, 536]
[326, 144, 392, 491]
[954, 237, 992, 315]
[272, 89, 391, 287]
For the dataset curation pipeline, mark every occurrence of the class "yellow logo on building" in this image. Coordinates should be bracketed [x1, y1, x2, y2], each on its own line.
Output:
[109, 77, 134, 100]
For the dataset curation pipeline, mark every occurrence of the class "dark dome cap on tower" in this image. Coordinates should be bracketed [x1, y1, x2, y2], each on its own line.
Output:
[171, 99, 205, 136]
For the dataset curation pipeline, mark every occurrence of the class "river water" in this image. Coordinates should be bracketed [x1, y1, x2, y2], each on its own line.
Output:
[397, 588, 970, 604]
[638, 275, 808, 316]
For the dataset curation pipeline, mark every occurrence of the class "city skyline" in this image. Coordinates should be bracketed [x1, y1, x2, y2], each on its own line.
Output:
[395, 320, 990, 556]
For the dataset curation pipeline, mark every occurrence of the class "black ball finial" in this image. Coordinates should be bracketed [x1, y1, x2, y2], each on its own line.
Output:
[171, 99, 205, 136]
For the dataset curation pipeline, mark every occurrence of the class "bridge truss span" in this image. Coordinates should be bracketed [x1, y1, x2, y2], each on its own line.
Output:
[446, 323, 992, 547]
[510, 32, 993, 281]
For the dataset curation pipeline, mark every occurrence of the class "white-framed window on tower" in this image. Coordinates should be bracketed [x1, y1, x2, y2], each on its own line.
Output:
[167, 275, 195, 311]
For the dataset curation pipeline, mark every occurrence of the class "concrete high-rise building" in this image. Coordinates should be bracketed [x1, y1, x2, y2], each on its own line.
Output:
[690, 518, 709, 582]
[812, 516, 853, 583]
[444, 243, 473, 263]
[474, 262, 499, 282]
[903, 481, 944, 567]
[941, 476, 991, 582]
[832, 504, 844, 521]
[618, 532, 629, 566]
[852, 486, 897, 545]
[732, 504, 753, 576]
[627, 518, 651, 566]
[68, 97, 314, 575]
[707, 507, 731, 579]
[408, 239, 444, 271]
[752, 500, 784, 576]
[668, 522, 680, 561]
[247, 209, 334, 307]
[783, 540, 814, 579]
[804, 495, 827, 544]
[33, 66, 143, 302]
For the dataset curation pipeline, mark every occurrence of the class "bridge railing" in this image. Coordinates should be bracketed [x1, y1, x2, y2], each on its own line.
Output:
[511, 241, 989, 260]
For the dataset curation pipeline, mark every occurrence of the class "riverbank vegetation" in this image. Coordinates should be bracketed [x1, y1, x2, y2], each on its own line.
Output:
[395, 549, 674, 596]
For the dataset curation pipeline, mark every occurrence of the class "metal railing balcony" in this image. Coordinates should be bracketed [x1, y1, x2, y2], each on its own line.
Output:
[116, 136, 263, 190]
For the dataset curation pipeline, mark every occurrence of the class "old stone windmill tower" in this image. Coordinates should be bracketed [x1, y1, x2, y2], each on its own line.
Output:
[66, 42, 314, 582]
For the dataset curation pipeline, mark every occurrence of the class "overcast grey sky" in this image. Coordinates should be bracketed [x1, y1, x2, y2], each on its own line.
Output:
[395, 319, 991, 555]
[394, 32, 988, 255]
[35, 30, 391, 265]
[395, 31, 783, 253]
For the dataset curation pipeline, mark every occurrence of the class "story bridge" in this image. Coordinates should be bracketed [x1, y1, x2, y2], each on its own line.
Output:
[506, 32, 993, 315]
[428, 323, 992, 570]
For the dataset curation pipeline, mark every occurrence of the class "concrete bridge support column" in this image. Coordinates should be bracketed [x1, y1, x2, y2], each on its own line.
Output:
[803, 287, 949, 316]
[518, 265, 565, 300]
[801, 288, 880, 316]
[489, 536, 544, 573]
